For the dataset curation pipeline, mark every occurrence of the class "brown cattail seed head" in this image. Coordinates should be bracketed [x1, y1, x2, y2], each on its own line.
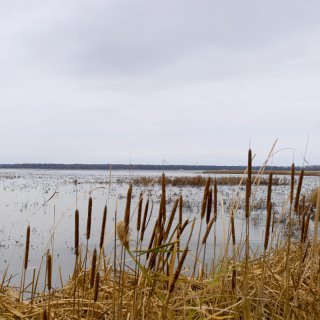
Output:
[161, 173, 166, 221]
[213, 178, 218, 221]
[247, 149, 252, 195]
[290, 163, 295, 206]
[169, 246, 189, 293]
[201, 177, 211, 219]
[46, 253, 52, 291]
[124, 184, 132, 234]
[264, 202, 272, 252]
[202, 217, 214, 245]
[99, 206, 107, 249]
[93, 272, 100, 302]
[230, 211, 236, 246]
[206, 188, 212, 224]
[137, 192, 143, 232]
[24, 225, 30, 270]
[75, 209, 79, 256]
[294, 168, 304, 211]
[164, 198, 178, 241]
[90, 248, 97, 288]
[140, 199, 149, 242]
[86, 197, 92, 240]
[266, 172, 273, 207]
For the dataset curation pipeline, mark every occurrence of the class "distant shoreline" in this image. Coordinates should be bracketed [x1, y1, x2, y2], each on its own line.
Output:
[0, 163, 319, 173]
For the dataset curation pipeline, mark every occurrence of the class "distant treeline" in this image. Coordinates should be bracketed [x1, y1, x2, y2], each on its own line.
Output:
[0, 163, 319, 171]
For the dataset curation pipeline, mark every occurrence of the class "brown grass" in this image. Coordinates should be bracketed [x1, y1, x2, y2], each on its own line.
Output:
[1, 159, 320, 319]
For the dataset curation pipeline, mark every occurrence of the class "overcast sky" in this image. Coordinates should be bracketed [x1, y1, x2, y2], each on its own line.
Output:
[0, 1, 319, 166]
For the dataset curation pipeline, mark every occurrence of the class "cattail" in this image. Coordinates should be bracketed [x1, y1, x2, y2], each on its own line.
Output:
[200, 177, 211, 219]
[24, 225, 30, 270]
[301, 195, 305, 215]
[178, 195, 183, 227]
[117, 220, 130, 248]
[93, 272, 100, 302]
[247, 149, 252, 195]
[300, 206, 307, 243]
[294, 168, 304, 211]
[180, 219, 189, 234]
[140, 199, 149, 242]
[99, 206, 107, 250]
[75, 209, 79, 256]
[40, 309, 47, 320]
[290, 163, 295, 206]
[161, 173, 166, 221]
[245, 178, 250, 219]
[264, 202, 272, 252]
[137, 192, 143, 232]
[86, 197, 92, 240]
[266, 172, 273, 208]
[169, 246, 189, 293]
[164, 199, 178, 241]
[230, 211, 236, 246]
[202, 217, 214, 245]
[206, 188, 212, 224]
[232, 268, 237, 292]
[303, 209, 311, 243]
[124, 184, 132, 234]
[90, 248, 97, 288]
[213, 178, 218, 222]
[46, 253, 52, 291]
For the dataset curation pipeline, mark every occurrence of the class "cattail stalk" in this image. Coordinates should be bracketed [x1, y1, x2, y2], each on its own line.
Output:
[266, 172, 273, 208]
[90, 248, 97, 289]
[24, 225, 30, 271]
[164, 199, 178, 241]
[124, 184, 132, 236]
[137, 192, 143, 232]
[21, 225, 31, 301]
[294, 168, 304, 212]
[206, 188, 213, 224]
[140, 199, 149, 243]
[83, 197, 93, 297]
[93, 272, 100, 302]
[86, 197, 92, 240]
[46, 253, 52, 320]
[161, 173, 166, 222]
[75, 210, 79, 257]
[213, 178, 218, 221]
[264, 202, 272, 252]
[99, 206, 107, 250]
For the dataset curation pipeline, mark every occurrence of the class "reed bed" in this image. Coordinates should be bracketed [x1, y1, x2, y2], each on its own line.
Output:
[0, 153, 319, 319]
[130, 175, 288, 187]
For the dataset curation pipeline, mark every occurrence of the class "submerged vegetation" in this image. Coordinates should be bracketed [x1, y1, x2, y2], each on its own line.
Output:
[0, 150, 320, 319]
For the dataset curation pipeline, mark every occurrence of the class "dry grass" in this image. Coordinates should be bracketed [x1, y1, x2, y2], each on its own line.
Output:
[0, 154, 320, 319]
[131, 175, 288, 187]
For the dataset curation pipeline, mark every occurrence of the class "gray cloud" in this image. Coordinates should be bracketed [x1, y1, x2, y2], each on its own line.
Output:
[0, 1, 319, 165]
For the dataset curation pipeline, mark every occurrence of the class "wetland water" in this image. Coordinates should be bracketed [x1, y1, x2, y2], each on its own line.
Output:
[0, 169, 318, 289]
